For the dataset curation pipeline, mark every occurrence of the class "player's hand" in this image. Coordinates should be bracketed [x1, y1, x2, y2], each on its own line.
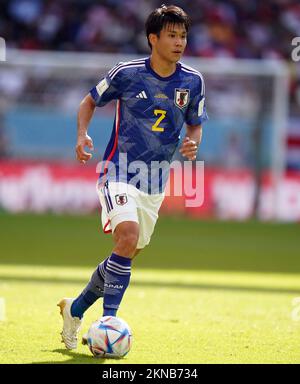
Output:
[179, 137, 198, 161]
[76, 134, 94, 164]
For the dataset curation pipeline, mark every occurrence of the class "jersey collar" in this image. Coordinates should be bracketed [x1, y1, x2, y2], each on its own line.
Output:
[145, 57, 181, 81]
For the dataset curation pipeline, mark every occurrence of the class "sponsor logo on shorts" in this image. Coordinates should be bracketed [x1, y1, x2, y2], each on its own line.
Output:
[115, 193, 128, 206]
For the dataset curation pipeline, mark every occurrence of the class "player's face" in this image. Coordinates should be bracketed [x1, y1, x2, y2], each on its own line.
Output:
[153, 23, 187, 63]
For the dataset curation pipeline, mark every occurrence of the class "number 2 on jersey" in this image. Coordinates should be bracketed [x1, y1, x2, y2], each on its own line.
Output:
[152, 109, 166, 132]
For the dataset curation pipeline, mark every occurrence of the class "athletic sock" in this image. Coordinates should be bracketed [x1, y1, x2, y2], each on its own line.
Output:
[70, 257, 109, 318]
[103, 253, 132, 317]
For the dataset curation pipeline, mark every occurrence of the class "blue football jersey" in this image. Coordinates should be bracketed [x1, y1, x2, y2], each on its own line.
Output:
[90, 57, 208, 194]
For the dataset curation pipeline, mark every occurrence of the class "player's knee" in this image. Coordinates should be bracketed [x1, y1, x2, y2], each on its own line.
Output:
[113, 221, 139, 256]
[116, 232, 139, 255]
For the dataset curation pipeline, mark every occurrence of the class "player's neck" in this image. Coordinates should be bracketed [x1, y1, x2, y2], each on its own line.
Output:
[149, 54, 177, 78]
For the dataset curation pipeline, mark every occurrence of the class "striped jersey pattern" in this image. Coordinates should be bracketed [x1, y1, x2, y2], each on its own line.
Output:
[90, 57, 208, 194]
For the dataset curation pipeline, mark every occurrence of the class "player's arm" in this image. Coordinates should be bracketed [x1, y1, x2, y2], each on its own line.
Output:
[179, 124, 202, 161]
[76, 94, 95, 164]
[182, 73, 208, 161]
[76, 64, 126, 164]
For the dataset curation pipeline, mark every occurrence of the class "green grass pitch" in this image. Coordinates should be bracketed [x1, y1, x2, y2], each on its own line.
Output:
[0, 212, 300, 364]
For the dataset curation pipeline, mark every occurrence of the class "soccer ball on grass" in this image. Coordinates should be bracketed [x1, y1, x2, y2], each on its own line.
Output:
[86, 316, 132, 358]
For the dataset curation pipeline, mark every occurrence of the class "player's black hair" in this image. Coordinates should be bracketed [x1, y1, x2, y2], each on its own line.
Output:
[145, 4, 190, 50]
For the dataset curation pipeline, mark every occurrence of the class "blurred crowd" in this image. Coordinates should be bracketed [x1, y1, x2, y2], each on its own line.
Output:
[1, 0, 300, 60]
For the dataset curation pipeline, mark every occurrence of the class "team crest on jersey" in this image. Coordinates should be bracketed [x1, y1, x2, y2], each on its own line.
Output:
[174, 88, 190, 109]
[115, 193, 128, 206]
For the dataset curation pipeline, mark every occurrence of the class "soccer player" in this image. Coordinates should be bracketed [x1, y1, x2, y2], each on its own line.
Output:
[58, 4, 208, 349]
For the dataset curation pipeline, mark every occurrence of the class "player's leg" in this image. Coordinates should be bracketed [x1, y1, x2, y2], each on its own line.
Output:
[101, 192, 164, 318]
[62, 182, 138, 317]
[69, 208, 114, 320]
[57, 182, 137, 349]
[81, 225, 151, 346]
[69, 236, 140, 320]
[70, 182, 139, 319]
[58, 262, 108, 349]
[102, 220, 139, 317]
[61, 220, 139, 349]
[67, 235, 110, 321]
[68, 257, 108, 318]
[58, 183, 159, 349]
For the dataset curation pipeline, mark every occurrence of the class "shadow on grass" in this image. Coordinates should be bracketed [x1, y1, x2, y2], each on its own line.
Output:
[32, 348, 108, 364]
[1, 274, 300, 295]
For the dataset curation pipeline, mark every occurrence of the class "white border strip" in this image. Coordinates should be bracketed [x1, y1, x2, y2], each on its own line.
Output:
[0, 298, 6, 321]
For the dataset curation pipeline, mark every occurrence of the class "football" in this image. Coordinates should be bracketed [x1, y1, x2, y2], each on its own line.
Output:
[86, 316, 132, 358]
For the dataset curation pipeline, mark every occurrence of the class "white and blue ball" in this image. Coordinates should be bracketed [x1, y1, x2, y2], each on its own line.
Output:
[87, 316, 132, 358]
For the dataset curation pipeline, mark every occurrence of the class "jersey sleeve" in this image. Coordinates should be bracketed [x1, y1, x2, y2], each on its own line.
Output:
[89, 63, 125, 107]
[185, 76, 208, 126]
